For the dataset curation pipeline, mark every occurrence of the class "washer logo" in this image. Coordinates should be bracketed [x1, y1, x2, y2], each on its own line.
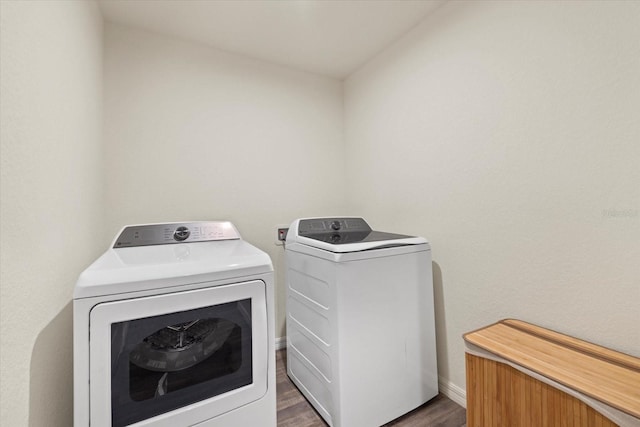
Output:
[173, 226, 191, 241]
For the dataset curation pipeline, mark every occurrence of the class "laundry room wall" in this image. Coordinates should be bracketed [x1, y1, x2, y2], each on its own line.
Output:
[344, 0, 640, 403]
[103, 24, 345, 341]
[0, 1, 104, 426]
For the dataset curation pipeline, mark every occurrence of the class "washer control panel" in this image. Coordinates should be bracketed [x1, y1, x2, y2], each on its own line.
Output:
[298, 217, 372, 236]
[113, 221, 240, 248]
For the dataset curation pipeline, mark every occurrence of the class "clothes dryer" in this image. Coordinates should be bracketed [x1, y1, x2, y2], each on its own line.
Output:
[285, 217, 438, 427]
[73, 221, 276, 427]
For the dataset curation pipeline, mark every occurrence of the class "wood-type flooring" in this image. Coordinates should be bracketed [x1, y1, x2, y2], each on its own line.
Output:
[276, 350, 466, 427]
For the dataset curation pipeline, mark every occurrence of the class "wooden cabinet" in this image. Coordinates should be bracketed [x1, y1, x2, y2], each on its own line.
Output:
[464, 319, 640, 427]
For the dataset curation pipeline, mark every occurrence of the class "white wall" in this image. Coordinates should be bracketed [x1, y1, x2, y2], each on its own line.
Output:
[2, 2, 638, 423]
[104, 24, 345, 338]
[345, 0, 640, 399]
[0, 1, 104, 425]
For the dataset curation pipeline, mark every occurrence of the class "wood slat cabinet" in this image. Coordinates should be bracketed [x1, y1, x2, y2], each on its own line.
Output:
[464, 319, 640, 427]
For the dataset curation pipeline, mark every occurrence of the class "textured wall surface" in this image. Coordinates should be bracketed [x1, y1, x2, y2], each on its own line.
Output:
[2, 2, 639, 424]
[0, 1, 104, 425]
[344, 0, 640, 399]
[103, 24, 346, 339]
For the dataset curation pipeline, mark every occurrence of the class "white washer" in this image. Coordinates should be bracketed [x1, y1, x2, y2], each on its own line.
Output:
[285, 217, 438, 427]
[73, 221, 276, 427]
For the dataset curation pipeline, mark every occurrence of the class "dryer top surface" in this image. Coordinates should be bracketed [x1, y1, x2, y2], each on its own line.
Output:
[74, 238, 272, 299]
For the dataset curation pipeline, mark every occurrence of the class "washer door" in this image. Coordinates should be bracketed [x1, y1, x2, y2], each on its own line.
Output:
[89, 280, 267, 427]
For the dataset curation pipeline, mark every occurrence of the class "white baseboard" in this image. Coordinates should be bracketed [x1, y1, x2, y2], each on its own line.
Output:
[275, 336, 287, 350]
[439, 376, 467, 408]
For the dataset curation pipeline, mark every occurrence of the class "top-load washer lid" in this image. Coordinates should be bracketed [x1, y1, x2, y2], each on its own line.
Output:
[74, 221, 273, 299]
[286, 217, 428, 253]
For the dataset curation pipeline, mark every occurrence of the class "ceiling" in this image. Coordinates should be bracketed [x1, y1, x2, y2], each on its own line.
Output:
[98, 0, 444, 79]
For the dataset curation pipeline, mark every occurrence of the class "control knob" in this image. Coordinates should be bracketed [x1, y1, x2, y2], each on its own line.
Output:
[173, 226, 191, 241]
[330, 220, 341, 231]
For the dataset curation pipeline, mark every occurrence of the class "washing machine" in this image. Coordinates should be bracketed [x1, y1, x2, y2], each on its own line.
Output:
[73, 221, 276, 427]
[285, 217, 438, 427]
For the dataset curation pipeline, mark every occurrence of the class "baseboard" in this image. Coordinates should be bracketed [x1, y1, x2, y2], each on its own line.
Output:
[439, 376, 467, 408]
[275, 336, 287, 351]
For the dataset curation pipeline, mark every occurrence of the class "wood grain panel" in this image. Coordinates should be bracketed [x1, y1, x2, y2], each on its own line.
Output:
[465, 353, 619, 427]
[501, 319, 640, 371]
[464, 320, 640, 419]
[465, 319, 640, 427]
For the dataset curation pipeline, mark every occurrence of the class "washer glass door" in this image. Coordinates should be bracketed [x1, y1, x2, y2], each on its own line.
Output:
[89, 280, 267, 427]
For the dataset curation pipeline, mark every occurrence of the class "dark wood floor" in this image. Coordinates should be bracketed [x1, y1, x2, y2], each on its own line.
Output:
[276, 350, 466, 427]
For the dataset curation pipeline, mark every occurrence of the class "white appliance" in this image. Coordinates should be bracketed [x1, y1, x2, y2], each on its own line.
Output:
[73, 221, 276, 427]
[285, 217, 438, 427]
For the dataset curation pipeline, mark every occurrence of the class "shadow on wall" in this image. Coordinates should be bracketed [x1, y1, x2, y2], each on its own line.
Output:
[432, 261, 449, 381]
[29, 301, 73, 427]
